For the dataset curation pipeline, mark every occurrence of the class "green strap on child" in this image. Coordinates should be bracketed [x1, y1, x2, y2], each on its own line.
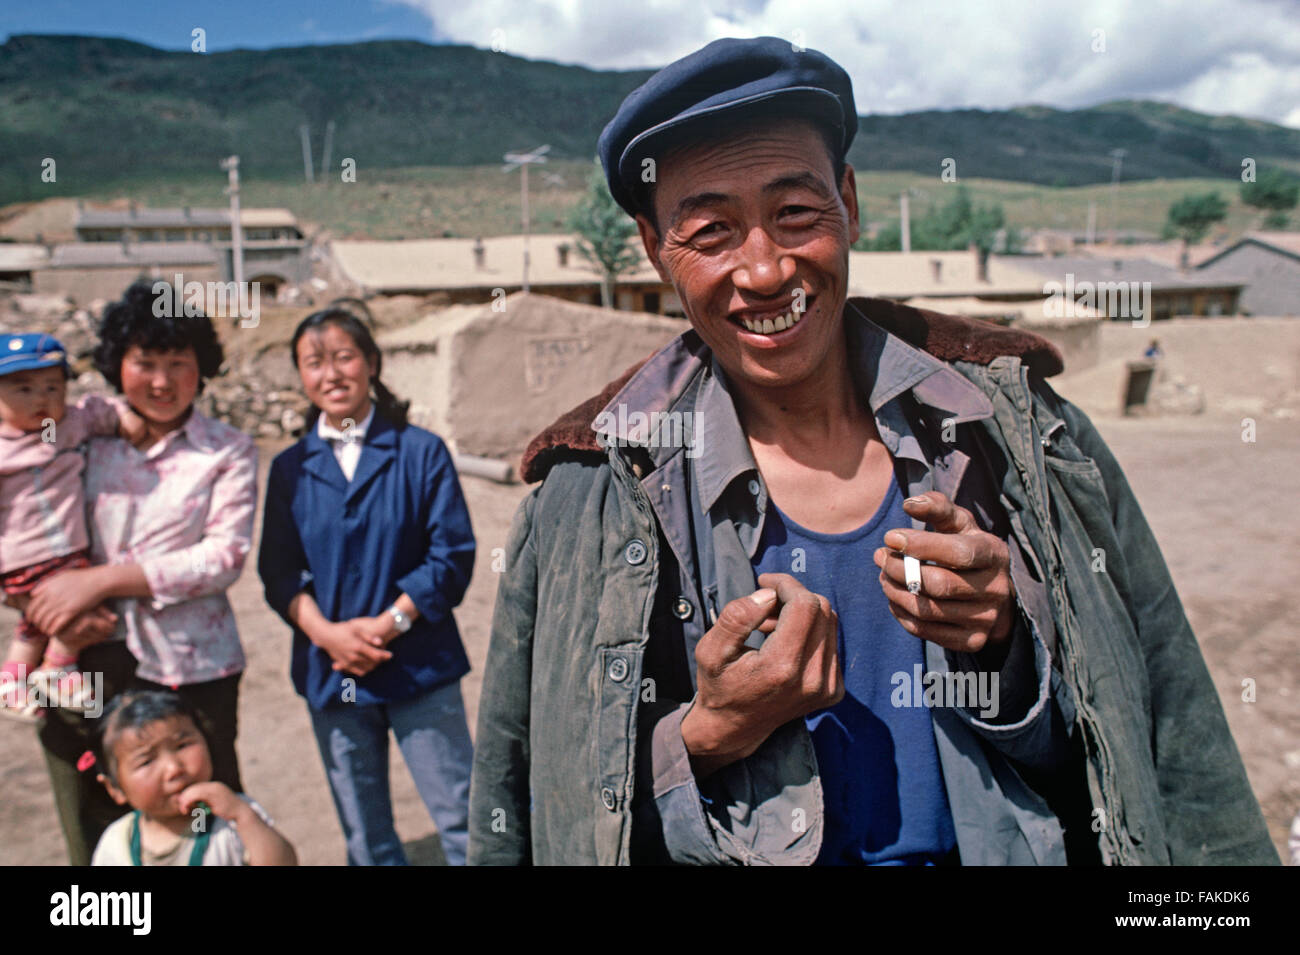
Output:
[128, 803, 211, 866]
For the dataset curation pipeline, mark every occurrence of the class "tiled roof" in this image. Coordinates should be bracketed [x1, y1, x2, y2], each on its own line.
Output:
[1012, 254, 1244, 290]
[46, 242, 218, 268]
[76, 207, 298, 230]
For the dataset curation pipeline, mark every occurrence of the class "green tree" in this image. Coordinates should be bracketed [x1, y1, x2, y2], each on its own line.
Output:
[859, 186, 1011, 252]
[568, 160, 642, 308]
[1163, 191, 1228, 244]
[964, 203, 1007, 254]
[1241, 168, 1300, 229]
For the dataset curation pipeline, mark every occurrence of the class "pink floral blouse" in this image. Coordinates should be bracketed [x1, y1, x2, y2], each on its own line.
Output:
[82, 409, 258, 686]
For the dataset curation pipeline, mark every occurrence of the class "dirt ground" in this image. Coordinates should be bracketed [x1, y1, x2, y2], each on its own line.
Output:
[1, 409, 1296, 865]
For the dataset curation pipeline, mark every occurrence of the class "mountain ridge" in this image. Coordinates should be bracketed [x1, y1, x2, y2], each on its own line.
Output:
[2, 33, 1297, 204]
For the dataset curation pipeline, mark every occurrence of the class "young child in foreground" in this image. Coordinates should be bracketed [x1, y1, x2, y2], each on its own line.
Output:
[92, 690, 297, 866]
[0, 332, 147, 720]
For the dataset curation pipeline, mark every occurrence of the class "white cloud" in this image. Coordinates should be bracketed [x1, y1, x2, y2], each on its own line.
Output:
[392, 0, 1300, 126]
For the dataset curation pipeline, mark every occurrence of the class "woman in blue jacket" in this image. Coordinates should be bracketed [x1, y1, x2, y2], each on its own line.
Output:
[258, 308, 475, 865]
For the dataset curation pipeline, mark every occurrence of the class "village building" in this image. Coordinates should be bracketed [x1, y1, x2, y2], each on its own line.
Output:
[1012, 255, 1244, 320]
[846, 249, 1048, 302]
[329, 237, 1066, 315]
[32, 241, 220, 303]
[0, 242, 48, 289]
[72, 204, 309, 297]
[330, 234, 679, 315]
[1075, 239, 1224, 270]
[1195, 232, 1300, 317]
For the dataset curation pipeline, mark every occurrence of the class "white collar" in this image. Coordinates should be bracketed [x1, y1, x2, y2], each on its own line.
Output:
[317, 404, 375, 443]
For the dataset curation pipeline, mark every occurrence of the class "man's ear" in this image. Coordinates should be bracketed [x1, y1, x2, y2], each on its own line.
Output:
[840, 163, 861, 246]
[635, 214, 671, 283]
[98, 773, 129, 807]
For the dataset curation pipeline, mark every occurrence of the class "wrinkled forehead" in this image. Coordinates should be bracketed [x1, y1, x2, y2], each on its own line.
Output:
[651, 115, 839, 221]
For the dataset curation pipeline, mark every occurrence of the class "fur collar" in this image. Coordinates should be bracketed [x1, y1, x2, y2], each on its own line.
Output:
[519, 295, 1062, 483]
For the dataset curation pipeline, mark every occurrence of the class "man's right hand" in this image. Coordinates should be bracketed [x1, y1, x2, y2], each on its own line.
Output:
[681, 572, 843, 778]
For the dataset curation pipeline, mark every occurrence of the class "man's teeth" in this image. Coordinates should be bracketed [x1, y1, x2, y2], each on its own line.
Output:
[740, 310, 804, 334]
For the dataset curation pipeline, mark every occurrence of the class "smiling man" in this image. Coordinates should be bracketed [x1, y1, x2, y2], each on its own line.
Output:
[468, 37, 1277, 866]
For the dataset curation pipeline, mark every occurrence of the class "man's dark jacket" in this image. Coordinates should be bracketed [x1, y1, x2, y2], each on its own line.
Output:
[467, 296, 1278, 866]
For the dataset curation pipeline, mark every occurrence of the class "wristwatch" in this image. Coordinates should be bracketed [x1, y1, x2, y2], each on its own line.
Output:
[387, 605, 412, 634]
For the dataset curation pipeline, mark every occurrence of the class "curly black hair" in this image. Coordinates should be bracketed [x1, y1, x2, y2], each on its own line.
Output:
[92, 280, 225, 394]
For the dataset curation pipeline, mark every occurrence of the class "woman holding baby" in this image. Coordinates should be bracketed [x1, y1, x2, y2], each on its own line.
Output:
[18, 280, 258, 865]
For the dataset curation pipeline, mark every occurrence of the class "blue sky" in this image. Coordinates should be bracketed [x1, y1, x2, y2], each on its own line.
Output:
[4, 0, 1298, 126]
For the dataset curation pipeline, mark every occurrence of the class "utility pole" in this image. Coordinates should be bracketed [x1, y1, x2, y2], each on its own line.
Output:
[503, 144, 549, 292]
[319, 120, 335, 183]
[220, 155, 244, 290]
[1108, 148, 1126, 247]
[300, 124, 315, 184]
[900, 191, 912, 253]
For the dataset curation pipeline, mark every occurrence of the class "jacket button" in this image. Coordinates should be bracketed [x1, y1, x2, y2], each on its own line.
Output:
[624, 539, 647, 565]
[608, 658, 628, 682]
[747, 478, 761, 497]
[673, 597, 693, 621]
[600, 787, 617, 811]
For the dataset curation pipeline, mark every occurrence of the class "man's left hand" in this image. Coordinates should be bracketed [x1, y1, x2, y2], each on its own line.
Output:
[872, 491, 1017, 667]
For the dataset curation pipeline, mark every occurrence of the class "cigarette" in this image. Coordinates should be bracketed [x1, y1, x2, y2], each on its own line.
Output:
[904, 555, 923, 594]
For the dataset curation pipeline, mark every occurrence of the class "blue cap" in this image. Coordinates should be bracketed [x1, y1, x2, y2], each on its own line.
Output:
[597, 36, 858, 217]
[0, 333, 70, 378]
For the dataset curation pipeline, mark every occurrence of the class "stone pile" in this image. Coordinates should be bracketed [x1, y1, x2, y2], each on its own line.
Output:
[197, 366, 310, 439]
[2, 293, 102, 368]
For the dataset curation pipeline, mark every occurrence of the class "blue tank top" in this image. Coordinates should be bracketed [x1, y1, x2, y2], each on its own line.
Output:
[752, 472, 958, 865]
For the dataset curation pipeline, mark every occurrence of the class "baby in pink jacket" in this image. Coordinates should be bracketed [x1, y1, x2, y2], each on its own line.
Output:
[0, 333, 145, 721]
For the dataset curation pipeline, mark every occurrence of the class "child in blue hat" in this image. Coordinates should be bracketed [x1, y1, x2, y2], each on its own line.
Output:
[0, 332, 146, 720]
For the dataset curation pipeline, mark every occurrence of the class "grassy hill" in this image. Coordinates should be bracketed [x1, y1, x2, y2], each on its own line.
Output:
[4, 32, 1300, 207]
[854, 100, 1300, 186]
[0, 33, 653, 202]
